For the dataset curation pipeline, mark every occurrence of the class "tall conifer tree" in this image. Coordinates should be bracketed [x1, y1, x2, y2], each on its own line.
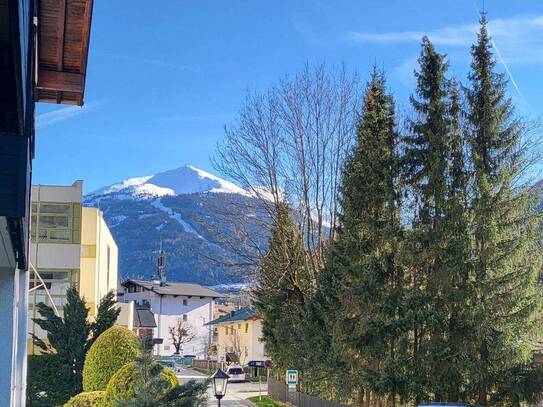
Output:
[330, 69, 406, 406]
[253, 203, 310, 375]
[438, 80, 476, 402]
[403, 36, 452, 401]
[467, 16, 542, 405]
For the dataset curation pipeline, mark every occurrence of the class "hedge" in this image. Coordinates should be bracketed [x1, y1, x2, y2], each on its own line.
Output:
[64, 391, 105, 407]
[82, 326, 140, 391]
[103, 362, 178, 405]
[27, 354, 73, 407]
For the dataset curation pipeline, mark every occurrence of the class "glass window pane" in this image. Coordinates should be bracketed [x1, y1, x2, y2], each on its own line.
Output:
[40, 204, 71, 214]
[49, 230, 70, 241]
[39, 215, 69, 228]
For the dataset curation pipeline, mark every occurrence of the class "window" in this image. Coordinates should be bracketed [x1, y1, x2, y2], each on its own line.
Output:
[183, 314, 188, 321]
[238, 323, 241, 330]
[245, 323, 249, 333]
[28, 268, 79, 353]
[31, 202, 81, 243]
[182, 299, 188, 306]
[227, 367, 243, 375]
[225, 326, 229, 335]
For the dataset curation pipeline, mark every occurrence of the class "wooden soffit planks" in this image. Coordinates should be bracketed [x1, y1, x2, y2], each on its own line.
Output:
[36, 0, 93, 106]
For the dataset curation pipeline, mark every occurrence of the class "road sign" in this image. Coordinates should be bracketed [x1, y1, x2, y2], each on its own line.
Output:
[264, 359, 272, 369]
[286, 369, 298, 387]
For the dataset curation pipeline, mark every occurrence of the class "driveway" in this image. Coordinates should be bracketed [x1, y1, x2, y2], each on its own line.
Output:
[176, 368, 266, 406]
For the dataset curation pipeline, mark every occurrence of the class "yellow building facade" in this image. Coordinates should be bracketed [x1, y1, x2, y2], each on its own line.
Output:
[207, 307, 267, 366]
[80, 207, 118, 318]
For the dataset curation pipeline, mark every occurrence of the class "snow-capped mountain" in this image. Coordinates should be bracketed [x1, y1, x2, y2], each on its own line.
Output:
[84, 166, 270, 285]
[88, 165, 249, 200]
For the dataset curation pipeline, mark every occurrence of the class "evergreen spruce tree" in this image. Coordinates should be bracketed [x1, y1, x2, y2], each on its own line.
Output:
[439, 80, 476, 402]
[329, 69, 406, 406]
[403, 36, 452, 401]
[29, 286, 121, 404]
[253, 203, 310, 376]
[33, 285, 90, 398]
[119, 352, 209, 407]
[466, 16, 543, 405]
[89, 290, 121, 347]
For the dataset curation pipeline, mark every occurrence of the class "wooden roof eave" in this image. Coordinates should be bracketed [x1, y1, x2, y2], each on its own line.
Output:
[36, 0, 93, 106]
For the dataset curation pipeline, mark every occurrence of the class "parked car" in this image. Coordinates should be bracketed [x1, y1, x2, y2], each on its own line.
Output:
[226, 365, 246, 382]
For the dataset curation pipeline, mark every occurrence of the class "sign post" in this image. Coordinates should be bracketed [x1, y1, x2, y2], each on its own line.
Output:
[286, 369, 298, 388]
[286, 369, 298, 406]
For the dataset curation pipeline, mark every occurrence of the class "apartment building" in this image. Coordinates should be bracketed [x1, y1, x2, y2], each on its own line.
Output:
[28, 182, 118, 353]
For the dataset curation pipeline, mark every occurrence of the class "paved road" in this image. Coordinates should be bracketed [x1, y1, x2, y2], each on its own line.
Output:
[176, 368, 265, 406]
[176, 366, 209, 381]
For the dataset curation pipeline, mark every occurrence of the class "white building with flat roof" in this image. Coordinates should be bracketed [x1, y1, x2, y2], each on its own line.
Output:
[119, 279, 223, 357]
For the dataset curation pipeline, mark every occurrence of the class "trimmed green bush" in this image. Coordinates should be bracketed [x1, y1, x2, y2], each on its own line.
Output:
[103, 362, 178, 405]
[82, 326, 140, 391]
[63, 391, 105, 406]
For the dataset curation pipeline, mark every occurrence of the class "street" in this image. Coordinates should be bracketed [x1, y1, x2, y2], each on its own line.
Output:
[176, 367, 268, 406]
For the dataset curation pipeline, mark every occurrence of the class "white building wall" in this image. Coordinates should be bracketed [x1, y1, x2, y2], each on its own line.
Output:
[0, 265, 28, 407]
[30, 243, 80, 269]
[30, 181, 83, 203]
[115, 301, 135, 330]
[250, 320, 267, 361]
[122, 290, 214, 357]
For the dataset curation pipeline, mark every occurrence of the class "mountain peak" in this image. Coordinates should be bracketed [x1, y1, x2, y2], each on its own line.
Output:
[87, 165, 248, 199]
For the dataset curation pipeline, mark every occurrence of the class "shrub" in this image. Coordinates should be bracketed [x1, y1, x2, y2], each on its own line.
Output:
[103, 362, 178, 405]
[27, 354, 73, 407]
[64, 391, 105, 406]
[82, 326, 140, 391]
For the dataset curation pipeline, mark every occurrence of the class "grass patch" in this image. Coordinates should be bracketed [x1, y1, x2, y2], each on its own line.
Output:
[191, 367, 211, 376]
[248, 395, 284, 406]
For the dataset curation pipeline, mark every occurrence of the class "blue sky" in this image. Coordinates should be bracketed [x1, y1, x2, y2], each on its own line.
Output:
[34, 0, 543, 193]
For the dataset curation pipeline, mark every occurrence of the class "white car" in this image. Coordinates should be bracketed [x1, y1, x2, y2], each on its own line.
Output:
[226, 365, 246, 382]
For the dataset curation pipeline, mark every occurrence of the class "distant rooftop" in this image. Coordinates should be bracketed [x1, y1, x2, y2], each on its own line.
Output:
[206, 306, 259, 325]
[134, 307, 157, 328]
[122, 278, 223, 299]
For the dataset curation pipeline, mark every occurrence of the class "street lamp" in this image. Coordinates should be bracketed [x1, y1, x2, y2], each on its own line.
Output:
[211, 368, 229, 406]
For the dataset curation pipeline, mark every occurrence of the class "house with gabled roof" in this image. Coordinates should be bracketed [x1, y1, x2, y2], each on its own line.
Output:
[119, 278, 223, 357]
[206, 306, 267, 366]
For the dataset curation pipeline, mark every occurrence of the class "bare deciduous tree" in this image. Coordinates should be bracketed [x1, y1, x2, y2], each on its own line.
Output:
[213, 63, 361, 285]
[168, 318, 195, 355]
[229, 329, 247, 366]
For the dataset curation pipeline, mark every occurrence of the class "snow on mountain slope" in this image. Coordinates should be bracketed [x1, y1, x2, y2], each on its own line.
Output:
[84, 165, 271, 285]
[150, 198, 205, 240]
[87, 165, 248, 200]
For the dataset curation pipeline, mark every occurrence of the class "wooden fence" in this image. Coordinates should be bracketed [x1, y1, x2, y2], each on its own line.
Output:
[268, 377, 346, 407]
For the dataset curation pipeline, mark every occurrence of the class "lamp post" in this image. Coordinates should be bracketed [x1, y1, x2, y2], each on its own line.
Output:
[211, 368, 229, 406]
